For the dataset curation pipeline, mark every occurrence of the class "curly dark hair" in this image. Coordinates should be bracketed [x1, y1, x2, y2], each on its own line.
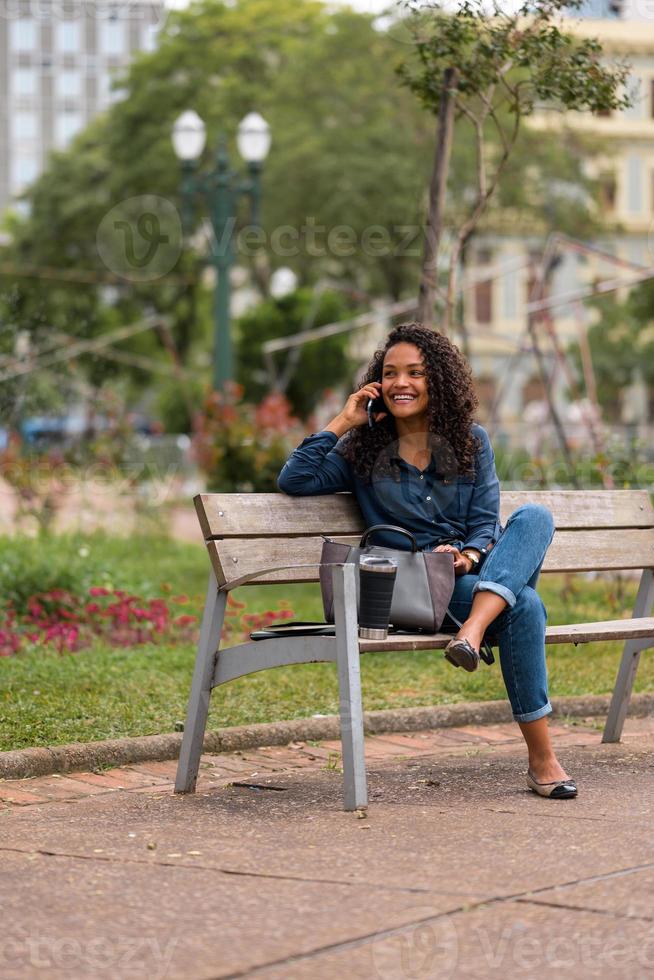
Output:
[338, 322, 480, 482]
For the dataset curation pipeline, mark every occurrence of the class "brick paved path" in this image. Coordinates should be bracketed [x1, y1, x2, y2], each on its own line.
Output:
[0, 717, 643, 809]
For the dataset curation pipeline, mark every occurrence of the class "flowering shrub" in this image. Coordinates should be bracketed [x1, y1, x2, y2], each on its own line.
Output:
[220, 594, 295, 647]
[193, 382, 307, 492]
[0, 437, 68, 534]
[0, 585, 295, 657]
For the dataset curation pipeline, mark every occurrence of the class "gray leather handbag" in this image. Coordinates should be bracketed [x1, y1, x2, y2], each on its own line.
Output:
[319, 524, 455, 633]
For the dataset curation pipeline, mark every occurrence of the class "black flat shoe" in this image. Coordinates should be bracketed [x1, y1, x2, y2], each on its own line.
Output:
[526, 771, 578, 799]
[444, 637, 480, 672]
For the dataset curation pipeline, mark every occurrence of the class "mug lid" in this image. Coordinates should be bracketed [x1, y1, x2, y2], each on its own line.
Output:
[359, 555, 397, 570]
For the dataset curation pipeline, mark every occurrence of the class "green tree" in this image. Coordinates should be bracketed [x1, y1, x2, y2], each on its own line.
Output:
[0, 0, 623, 418]
[235, 288, 356, 420]
[570, 283, 654, 420]
[0, 0, 328, 399]
[397, 0, 630, 330]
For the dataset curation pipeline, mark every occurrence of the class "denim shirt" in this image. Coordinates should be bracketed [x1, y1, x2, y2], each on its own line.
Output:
[277, 423, 502, 553]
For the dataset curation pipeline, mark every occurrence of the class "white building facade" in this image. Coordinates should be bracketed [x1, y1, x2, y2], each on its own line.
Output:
[0, 0, 165, 213]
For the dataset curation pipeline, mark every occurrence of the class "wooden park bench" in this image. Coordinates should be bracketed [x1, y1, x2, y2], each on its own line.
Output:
[175, 489, 654, 810]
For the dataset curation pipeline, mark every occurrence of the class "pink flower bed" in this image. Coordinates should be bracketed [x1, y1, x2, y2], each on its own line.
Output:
[0, 588, 295, 657]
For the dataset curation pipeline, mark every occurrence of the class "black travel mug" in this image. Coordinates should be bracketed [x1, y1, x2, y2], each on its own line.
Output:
[358, 556, 397, 640]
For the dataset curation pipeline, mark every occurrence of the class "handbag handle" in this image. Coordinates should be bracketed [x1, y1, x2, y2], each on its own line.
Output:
[359, 524, 419, 553]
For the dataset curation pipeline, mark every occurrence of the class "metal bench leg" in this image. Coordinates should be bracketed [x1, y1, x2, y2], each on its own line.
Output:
[332, 562, 368, 811]
[603, 569, 654, 743]
[175, 570, 226, 793]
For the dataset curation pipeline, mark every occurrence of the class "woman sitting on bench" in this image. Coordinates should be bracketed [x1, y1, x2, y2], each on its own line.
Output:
[278, 322, 577, 800]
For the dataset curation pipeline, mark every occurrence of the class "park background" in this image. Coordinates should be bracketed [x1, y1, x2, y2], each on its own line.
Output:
[0, 0, 652, 752]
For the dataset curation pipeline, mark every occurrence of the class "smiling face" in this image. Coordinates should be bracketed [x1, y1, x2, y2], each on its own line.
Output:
[381, 342, 430, 422]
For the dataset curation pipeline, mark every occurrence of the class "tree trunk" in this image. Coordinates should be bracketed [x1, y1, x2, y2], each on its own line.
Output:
[446, 230, 472, 358]
[417, 66, 458, 329]
[528, 263, 580, 488]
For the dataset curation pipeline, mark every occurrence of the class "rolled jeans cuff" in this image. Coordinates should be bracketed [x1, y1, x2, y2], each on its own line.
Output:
[514, 700, 552, 724]
[472, 580, 516, 608]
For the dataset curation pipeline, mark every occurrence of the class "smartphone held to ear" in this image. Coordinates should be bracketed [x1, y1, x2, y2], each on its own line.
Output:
[367, 395, 386, 428]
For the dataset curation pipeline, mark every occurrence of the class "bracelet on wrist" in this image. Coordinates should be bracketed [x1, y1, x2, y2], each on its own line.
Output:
[461, 549, 480, 568]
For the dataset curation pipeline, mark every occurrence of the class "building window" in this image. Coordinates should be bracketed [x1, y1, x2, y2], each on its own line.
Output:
[97, 71, 125, 105]
[502, 267, 518, 319]
[474, 376, 497, 422]
[142, 23, 159, 52]
[522, 375, 547, 408]
[475, 279, 492, 324]
[56, 21, 82, 54]
[623, 75, 643, 120]
[13, 111, 39, 141]
[626, 154, 643, 215]
[11, 153, 40, 192]
[12, 68, 38, 97]
[599, 172, 617, 211]
[99, 21, 125, 56]
[526, 252, 541, 304]
[10, 20, 38, 52]
[55, 111, 83, 148]
[57, 70, 82, 99]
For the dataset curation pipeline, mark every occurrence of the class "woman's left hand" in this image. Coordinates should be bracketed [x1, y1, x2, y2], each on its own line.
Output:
[432, 543, 472, 576]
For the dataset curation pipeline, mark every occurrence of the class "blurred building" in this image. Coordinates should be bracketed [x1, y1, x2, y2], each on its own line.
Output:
[459, 18, 654, 434]
[0, 0, 165, 214]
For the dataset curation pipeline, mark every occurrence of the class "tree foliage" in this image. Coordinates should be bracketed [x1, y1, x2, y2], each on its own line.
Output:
[235, 288, 356, 421]
[396, 0, 631, 329]
[0, 0, 627, 422]
[572, 283, 654, 418]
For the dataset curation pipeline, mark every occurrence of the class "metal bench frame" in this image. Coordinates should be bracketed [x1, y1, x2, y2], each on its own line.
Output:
[175, 490, 654, 810]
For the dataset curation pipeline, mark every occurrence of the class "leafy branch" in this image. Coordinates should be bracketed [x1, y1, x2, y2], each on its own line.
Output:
[397, 0, 632, 336]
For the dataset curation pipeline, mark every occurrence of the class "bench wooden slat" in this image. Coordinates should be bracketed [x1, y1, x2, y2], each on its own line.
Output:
[499, 490, 654, 529]
[195, 490, 654, 539]
[363, 617, 654, 652]
[357, 618, 654, 653]
[206, 528, 654, 588]
[195, 493, 362, 540]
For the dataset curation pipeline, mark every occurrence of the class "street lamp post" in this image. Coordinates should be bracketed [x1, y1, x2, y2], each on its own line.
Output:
[172, 110, 271, 392]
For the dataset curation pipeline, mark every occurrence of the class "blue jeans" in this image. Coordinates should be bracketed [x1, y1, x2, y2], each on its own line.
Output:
[445, 503, 556, 723]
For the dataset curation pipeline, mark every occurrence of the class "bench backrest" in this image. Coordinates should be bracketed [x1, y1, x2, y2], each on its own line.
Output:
[194, 490, 654, 589]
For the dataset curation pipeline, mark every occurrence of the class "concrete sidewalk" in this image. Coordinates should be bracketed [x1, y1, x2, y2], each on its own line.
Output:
[1, 715, 654, 979]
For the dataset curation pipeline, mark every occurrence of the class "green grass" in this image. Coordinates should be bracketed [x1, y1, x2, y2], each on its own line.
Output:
[0, 531, 209, 611]
[0, 532, 652, 751]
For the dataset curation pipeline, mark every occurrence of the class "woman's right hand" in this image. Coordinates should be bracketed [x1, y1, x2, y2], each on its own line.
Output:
[332, 381, 388, 433]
